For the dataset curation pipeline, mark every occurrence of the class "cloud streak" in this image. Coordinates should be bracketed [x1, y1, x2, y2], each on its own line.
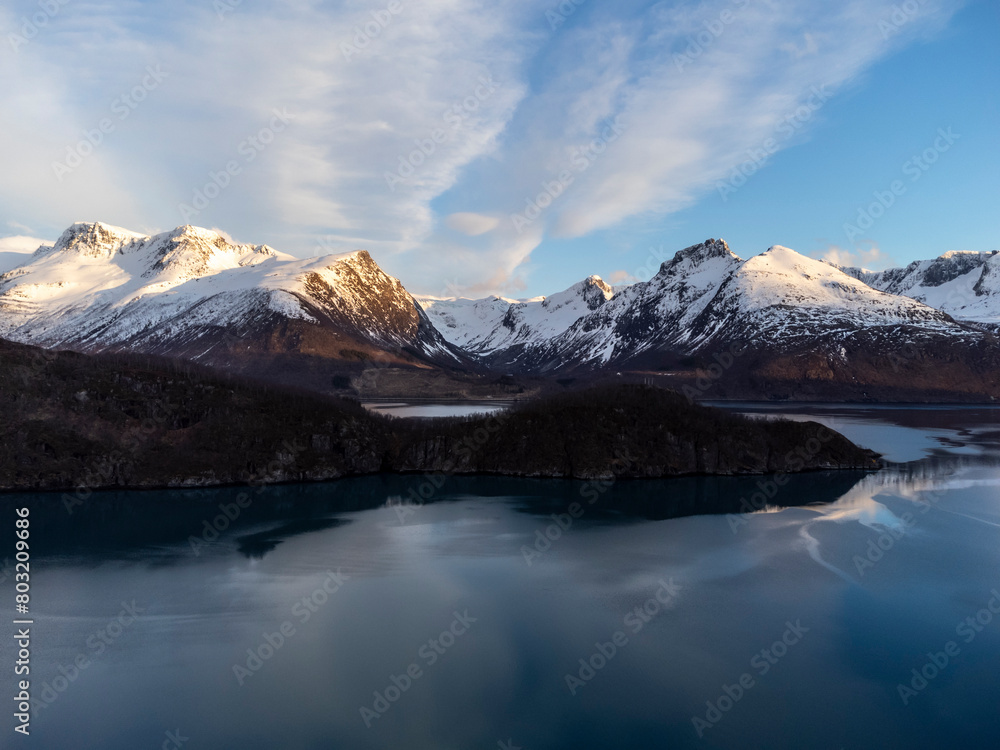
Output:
[0, 0, 964, 294]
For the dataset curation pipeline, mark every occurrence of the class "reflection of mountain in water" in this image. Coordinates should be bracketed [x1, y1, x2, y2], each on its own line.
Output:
[17, 471, 873, 563]
[16, 416, 1000, 565]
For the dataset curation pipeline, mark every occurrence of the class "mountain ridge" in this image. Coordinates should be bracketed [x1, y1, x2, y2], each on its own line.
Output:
[0, 221, 470, 395]
[2, 222, 998, 401]
[839, 250, 1000, 324]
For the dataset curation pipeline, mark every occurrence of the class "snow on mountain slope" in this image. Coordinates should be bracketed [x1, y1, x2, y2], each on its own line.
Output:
[0, 222, 458, 364]
[842, 251, 1000, 324]
[522, 239, 743, 367]
[689, 245, 958, 348]
[418, 275, 613, 355]
[0, 250, 37, 275]
[417, 295, 519, 350]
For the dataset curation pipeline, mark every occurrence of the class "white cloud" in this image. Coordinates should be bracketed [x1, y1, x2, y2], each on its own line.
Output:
[525, 0, 964, 241]
[208, 227, 236, 244]
[6, 220, 35, 234]
[813, 243, 897, 271]
[0, 235, 49, 254]
[607, 269, 635, 285]
[0, 0, 964, 295]
[445, 212, 500, 236]
[0, 234, 50, 273]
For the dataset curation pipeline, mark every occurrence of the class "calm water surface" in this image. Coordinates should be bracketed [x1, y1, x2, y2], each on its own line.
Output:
[2, 405, 999, 749]
[361, 401, 511, 418]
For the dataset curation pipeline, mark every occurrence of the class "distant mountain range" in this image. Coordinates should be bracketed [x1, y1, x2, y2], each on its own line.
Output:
[420, 240, 1000, 400]
[841, 251, 1000, 324]
[1, 222, 998, 401]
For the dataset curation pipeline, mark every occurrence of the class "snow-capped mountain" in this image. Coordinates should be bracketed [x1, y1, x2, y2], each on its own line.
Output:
[1, 224, 996, 400]
[0, 222, 462, 387]
[422, 239, 1000, 399]
[840, 251, 1000, 324]
[685, 245, 960, 348]
[432, 240, 963, 368]
[418, 275, 613, 355]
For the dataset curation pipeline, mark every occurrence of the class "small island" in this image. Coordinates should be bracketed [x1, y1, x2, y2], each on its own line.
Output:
[0, 338, 878, 493]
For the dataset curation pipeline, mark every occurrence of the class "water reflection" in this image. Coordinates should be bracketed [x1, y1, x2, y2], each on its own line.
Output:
[3, 406, 1000, 750]
[16, 470, 880, 564]
[16, 432, 1000, 567]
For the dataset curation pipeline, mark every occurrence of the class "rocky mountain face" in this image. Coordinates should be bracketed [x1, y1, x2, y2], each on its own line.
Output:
[0, 222, 466, 393]
[841, 250, 1000, 325]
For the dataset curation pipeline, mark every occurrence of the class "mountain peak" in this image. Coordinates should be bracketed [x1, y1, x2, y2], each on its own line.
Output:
[745, 244, 830, 274]
[339, 248, 375, 264]
[167, 224, 229, 243]
[847, 247, 1000, 322]
[658, 238, 740, 277]
[47, 221, 148, 259]
[579, 275, 614, 307]
[543, 274, 614, 311]
[579, 274, 613, 295]
[143, 225, 281, 280]
[739, 245, 876, 290]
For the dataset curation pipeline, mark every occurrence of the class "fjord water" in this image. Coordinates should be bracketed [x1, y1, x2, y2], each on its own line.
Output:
[3, 407, 1000, 749]
[361, 400, 511, 418]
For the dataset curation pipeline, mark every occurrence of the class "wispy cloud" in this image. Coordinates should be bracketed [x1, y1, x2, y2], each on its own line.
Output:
[813, 242, 897, 271]
[0, 234, 50, 274]
[0, 0, 963, 294]
[0, 234, 48, 254]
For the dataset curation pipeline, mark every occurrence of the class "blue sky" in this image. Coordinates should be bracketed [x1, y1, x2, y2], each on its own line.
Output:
[0, 0, 995, 298]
